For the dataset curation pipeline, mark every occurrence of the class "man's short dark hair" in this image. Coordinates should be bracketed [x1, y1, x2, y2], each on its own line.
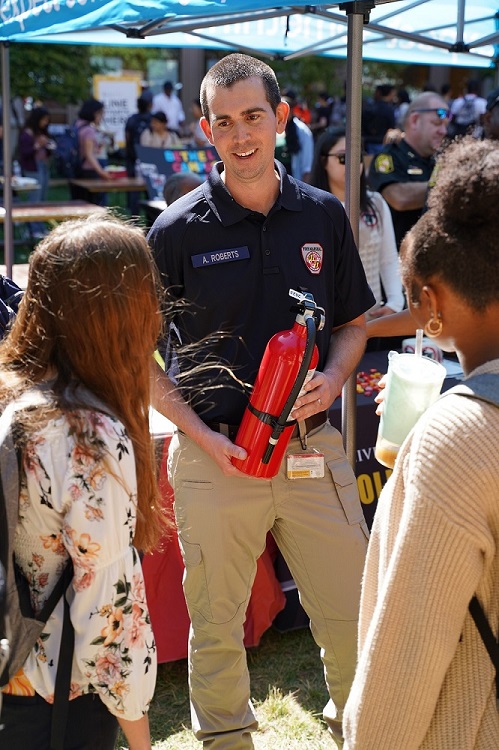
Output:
[200, 54, 281, 119]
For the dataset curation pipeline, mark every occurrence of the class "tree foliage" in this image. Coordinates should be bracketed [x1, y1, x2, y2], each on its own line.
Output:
[8, 41, 420, 111]
[9, 43, 97, 103]
[8, 43, 177, 106]
[90, 45, 175, 74]
[270, 56, 348, 101]
[270, 56, 412, 104]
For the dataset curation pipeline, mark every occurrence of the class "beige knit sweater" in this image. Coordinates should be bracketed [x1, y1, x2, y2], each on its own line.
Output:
[344, 359, 499, 749]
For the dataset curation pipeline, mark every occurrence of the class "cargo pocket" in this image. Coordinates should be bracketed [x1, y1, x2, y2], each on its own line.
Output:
[178, 537, 212, 622]
[327, 457, 369, 538]
[180, 480, 214, 491]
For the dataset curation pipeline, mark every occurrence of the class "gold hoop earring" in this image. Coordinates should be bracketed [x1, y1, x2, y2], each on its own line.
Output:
[424, 312, 443, 338]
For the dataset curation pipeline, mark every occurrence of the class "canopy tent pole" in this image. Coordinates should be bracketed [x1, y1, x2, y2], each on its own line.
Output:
[457, 0, 466, 45]
[1, 42, 14, 278]
[340, 1, 373, 468]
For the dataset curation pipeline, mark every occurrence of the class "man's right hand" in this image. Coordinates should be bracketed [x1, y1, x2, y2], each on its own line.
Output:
[151, 362, 249, 477]
[197, 429, 249, 477]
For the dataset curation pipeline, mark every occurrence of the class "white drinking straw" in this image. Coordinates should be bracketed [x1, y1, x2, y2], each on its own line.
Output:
[415, 328, 423, 357]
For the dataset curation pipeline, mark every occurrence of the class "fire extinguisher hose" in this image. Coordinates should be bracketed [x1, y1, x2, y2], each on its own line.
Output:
[261, 315, 317, 464]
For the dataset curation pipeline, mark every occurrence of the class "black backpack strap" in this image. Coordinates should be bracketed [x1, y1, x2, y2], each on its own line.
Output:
[36, 560, 73, 623]
[49, 561, 75, 750]
[469, 595, 499, 698]
[0, 393, 75, 747]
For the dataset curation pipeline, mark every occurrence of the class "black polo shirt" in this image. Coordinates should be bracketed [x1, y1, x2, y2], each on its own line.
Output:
[368, 139, 434, 249]
[149, 161, 374, 424]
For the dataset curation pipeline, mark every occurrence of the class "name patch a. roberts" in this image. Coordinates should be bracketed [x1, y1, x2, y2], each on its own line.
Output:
[192, 246, 250, 267]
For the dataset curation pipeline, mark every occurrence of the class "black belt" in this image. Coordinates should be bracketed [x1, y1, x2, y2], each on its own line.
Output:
[206, 410, 328, 443]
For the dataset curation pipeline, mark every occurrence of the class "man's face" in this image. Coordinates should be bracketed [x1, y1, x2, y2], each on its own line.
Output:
[408, 101, 449, 157]
[200, 76, 288, 191]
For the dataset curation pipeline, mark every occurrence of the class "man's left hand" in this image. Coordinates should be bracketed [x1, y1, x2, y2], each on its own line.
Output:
[289, 371, 340, 421]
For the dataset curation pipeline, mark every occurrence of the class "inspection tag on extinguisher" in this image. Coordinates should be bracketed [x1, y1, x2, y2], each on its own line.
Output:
[286, 451, 325, 479]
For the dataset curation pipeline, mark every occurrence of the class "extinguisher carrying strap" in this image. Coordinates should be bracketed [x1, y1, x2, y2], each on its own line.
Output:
[205, 411, 328, 444]
[244, 403, 328, 438]
[246, 402, 295, 430]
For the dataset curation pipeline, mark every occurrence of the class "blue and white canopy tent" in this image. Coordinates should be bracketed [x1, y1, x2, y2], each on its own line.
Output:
[1, 0, 498, 461]
[1, 0, 498, 65]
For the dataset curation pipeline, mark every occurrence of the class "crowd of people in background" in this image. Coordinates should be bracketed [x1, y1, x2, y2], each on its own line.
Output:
[8, 74, 496, 208]
[276, 75, 492, 173]
[1, 53, 499, 750]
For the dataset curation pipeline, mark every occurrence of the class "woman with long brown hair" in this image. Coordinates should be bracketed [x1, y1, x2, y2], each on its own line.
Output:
[0, 214, 167, 750]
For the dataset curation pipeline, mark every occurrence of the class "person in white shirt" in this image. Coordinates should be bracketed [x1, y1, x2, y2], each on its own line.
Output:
[152, 81, 185, 135]
[449, 78, 487, 138]
[311, 128, 404, 320]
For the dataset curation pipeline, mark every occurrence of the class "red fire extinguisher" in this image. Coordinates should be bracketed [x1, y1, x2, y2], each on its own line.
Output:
[232, 289, 325, 479]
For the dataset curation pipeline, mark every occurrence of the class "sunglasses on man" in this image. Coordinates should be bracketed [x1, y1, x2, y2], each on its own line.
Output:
[412, 108, 451, 120]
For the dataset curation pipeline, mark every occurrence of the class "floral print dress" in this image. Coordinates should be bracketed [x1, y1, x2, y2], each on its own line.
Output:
[3, 407, 156, 721]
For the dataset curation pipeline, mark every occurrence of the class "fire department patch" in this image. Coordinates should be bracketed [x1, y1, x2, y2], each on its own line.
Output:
[301, 243, 323, 274]
[374, 154, 394, 174]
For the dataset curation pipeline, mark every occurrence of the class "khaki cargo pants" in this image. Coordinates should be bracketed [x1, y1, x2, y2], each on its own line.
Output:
[168, 421, 369, 749]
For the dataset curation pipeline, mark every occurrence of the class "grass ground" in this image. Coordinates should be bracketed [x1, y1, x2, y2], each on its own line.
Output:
[115, 626, 333, 749]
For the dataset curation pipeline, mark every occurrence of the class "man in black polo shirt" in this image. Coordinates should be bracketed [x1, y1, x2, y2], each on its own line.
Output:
[368, 91, 449, 249]
[149, 53, 374, 750]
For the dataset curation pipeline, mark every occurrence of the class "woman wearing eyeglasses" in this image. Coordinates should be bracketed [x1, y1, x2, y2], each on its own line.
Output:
[310, 128, 404, 322]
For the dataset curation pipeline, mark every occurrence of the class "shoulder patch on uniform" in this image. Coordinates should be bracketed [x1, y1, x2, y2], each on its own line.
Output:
[301, 243, 323, 274]
[428, 163, 439, 189]
[374, 154, 394, 174]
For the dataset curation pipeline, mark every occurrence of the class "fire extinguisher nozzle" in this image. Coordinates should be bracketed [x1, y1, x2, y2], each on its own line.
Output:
[262, 444, 274, 464]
